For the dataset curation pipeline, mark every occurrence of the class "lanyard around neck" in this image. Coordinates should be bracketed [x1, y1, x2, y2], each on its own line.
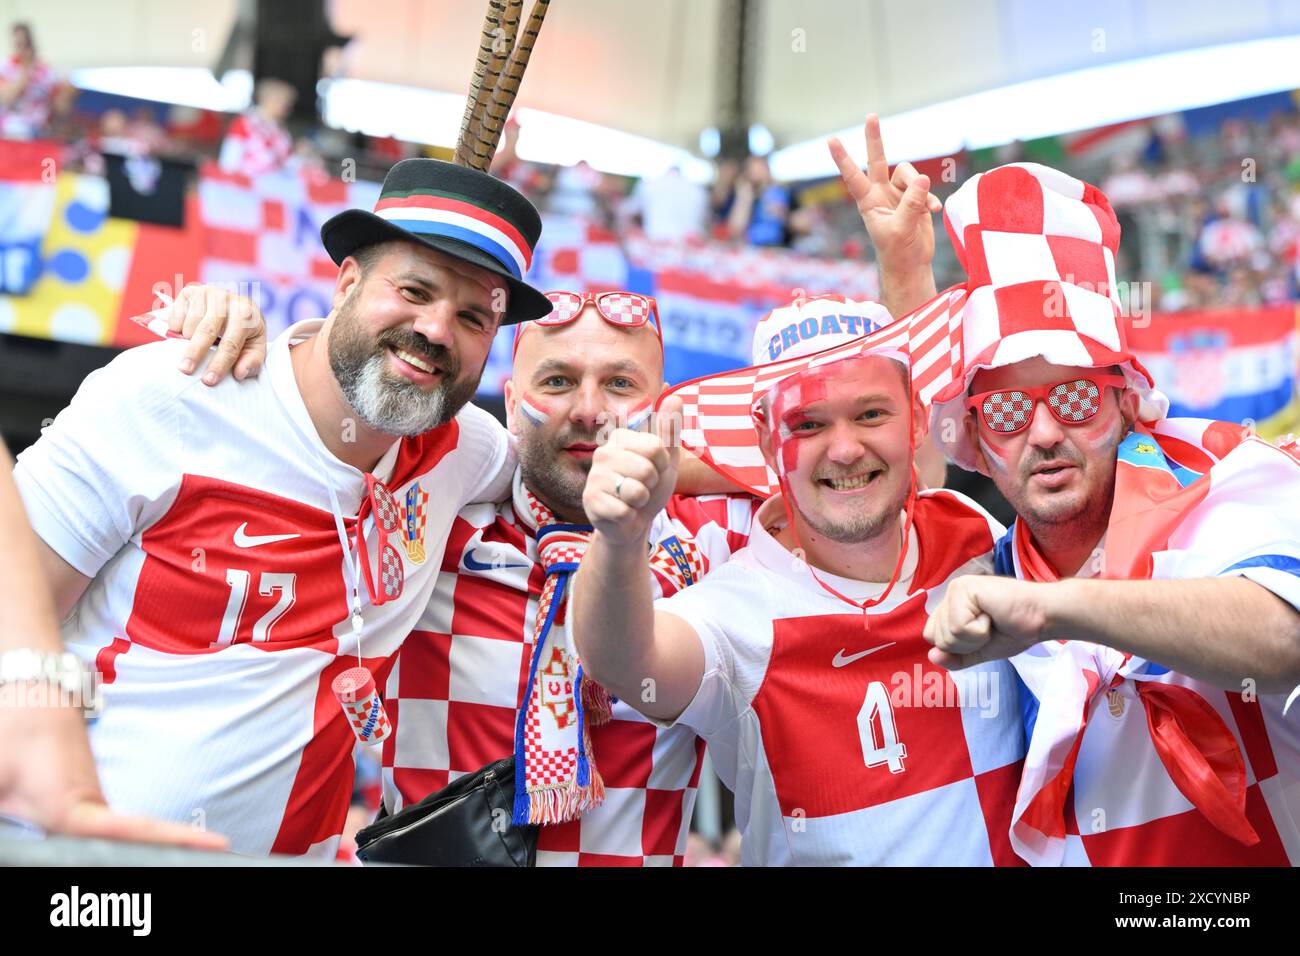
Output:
[312, 442, 368, 665]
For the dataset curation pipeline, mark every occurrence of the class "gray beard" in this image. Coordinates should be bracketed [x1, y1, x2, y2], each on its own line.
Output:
[327, 295, 477, 437]
[336, 351, 456, 436]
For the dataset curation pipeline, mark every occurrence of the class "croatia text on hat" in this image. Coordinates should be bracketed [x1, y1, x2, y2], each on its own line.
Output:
[766, 312, 885, 362]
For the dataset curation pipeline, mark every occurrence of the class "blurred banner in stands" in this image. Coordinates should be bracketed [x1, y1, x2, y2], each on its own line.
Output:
[1127, 304, 1300, 438]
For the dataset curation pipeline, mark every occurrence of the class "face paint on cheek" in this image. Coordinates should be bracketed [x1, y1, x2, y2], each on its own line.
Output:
[624, 398, 653, 432]
[977, 434, 1013, 476]
[1072, 408, 1121, 451]
[518, 394, 551, 427]
[767, 373, 828, 479]
[773, 427, 802, 475]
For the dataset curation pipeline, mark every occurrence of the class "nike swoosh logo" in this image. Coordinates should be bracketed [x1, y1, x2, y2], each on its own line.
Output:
[463, 548, 529, 572]
[832, 642, 895, 668]
[233, 523, 301, 548]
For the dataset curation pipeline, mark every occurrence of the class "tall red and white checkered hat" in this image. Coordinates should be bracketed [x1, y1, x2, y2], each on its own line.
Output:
[661, 291, 966, 497]
[930, 162, 1168, 470]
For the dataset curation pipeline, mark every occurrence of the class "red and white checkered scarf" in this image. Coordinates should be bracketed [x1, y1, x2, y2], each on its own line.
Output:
[512, 489, 612, 825]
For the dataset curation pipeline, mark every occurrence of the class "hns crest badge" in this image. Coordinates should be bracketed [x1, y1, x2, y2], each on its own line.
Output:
[648, 534, 704, 592]
[403, 484, 429, 565]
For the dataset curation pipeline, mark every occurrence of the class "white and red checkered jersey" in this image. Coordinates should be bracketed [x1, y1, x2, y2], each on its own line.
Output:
[1010, 640, 1300, 866]
[0, 56, 61, 139]
[218, 111, 293, 179]
[652, 490, 1026, 866]
[13, 320, 514, 858]
[998, 425, 1300, 866]
[381, 471, 758, 866]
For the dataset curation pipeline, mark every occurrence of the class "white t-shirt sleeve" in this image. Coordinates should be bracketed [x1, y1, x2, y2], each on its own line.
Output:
[13, 342, 188, 577]
[456, 403, 515, 506]
[1152, 441, 1300, 613]
[652, 571, 752, 736]
[217, 116, 247, 173]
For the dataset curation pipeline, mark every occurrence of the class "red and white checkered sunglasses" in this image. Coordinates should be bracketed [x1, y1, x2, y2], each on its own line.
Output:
[514, 291, 663, 357]
[356, 474, 404, 606]
[967, 374, 1127, 435]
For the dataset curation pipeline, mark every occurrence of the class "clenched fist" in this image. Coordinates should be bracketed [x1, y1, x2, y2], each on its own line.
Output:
[584, 395, 683, 548]
[924, 575, 1050, 670]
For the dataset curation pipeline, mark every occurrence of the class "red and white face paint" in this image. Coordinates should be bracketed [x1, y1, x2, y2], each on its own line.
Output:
[763, 351, 912, 487]
[967, 358, 1135, 527]
[518, 393, 552, 427]
[755, 351, 919, 625]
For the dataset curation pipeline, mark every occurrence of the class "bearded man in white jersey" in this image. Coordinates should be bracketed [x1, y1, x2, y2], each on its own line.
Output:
[11, 159, 554, 856]
[569, 300, 1027, 864]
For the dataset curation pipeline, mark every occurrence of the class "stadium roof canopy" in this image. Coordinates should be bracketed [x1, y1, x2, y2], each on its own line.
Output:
[15, 0, 1300, 160]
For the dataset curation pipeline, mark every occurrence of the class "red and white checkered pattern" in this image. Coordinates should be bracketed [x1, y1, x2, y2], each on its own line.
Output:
[647, 536, 705, 593]
[941, 163, 1125, 374]
[981, 391, 1035, 433]
[196, 161, 380, 315]
[372, 482, 401, 530]
[541, 291, 651, 327]
[602, 293, 650, 325]
[218, 112, 293, 179]
[380, 543, 404, 600]
[931, 162, 1169, 470]
[343, 691, 392, 745]
[380, 476, 758, 865]
[546, 292, 583, 322]
[525, 647, 578, 786]
[665, 289, 966, 497]
[654, 491, 1026, 865]
[1047, 379, 1100, 422]
[516, 489, 603, 819]
[10, 321, 513, 858]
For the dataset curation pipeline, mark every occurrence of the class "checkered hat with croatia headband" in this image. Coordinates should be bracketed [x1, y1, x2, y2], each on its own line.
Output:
[929, 162, 1168, 470]
[660, 291, 967, 497]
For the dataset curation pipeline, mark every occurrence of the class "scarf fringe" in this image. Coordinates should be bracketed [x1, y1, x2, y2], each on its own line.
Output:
[582, 676, 614, 725]
[525, 770, 606, 825]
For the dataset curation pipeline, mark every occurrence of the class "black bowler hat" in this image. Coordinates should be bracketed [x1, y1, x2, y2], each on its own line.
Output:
[320, 158, 550, 325]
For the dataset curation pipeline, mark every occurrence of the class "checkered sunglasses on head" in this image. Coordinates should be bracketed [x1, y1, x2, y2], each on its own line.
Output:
[357, 473, 405, 605]
[967, 373, 1127, 435]
[513, 291, 663, 357]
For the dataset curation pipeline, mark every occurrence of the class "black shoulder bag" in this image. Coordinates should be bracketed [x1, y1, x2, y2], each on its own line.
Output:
[355, 756, 538, 867]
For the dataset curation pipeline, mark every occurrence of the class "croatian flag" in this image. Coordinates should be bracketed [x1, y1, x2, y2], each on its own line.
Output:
[1127, 307, 1298, 430]
[997, 419, 1300, 866]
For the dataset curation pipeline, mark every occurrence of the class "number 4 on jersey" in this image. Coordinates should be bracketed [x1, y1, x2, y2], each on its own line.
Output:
[858, 680, 907, 774]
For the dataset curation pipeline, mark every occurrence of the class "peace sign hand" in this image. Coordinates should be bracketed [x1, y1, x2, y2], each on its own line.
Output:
[828, 113, 941, 280]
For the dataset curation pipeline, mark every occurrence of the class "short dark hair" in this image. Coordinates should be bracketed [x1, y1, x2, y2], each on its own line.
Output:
[351, 242, 391, 276]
